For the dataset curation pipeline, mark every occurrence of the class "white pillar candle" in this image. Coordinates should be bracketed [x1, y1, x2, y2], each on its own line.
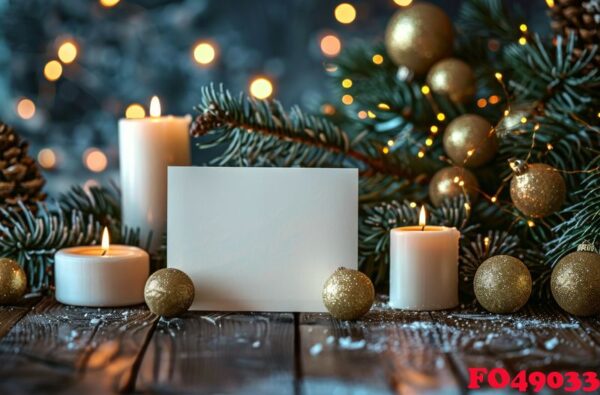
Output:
[55, 229, 149, 307]
[389, 206, 460, 310]
[119, 96, 191, 252]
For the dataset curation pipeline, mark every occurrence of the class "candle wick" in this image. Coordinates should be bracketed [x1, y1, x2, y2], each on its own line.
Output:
[101, 249, 107, 256]
[421, 225, 426, 231]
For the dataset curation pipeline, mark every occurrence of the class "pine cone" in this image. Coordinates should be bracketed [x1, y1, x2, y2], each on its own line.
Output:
[548, 0, 600, 69]
[0, 121, 46, 212]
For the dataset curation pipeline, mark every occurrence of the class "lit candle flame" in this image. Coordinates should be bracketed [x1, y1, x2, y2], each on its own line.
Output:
[101, 227, 110, 254]
[419, 205, 427, 228]
[150, 96, 161, 117]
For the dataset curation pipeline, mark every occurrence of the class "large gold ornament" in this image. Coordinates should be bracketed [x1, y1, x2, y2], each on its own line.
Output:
[0, 258, 27, 305]
[144, 268, 195, 318]
[322, 267, 374, 320]
[428, 166, 479, 207]
[443, 114, 497, 167]
[426, 58, 476, 103]
[551, 242, 600, 316]
[474, 255, 532, 313]
[509, 160, 566, 218]
[384, 2, 454, 76]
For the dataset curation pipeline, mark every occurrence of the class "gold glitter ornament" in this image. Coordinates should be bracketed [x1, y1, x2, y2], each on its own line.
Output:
[322, 267, 374, 320]
[426, 58, 476, 103]
[0, 258, 27, 305]
[551, 242, 600, 316]
[474, 255, 532, 313]
[443, 114, 497, 168]
[428, 166, 479, 207]
[509, 160, 566, 218]
[384, 2, 454, 76]
[144, 268, 195, 317]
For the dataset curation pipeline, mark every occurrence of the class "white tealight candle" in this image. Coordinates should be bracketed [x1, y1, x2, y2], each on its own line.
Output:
[119, 96, 191, 252]
[55, 228, 149, 307]
[389, 206, 460, 310]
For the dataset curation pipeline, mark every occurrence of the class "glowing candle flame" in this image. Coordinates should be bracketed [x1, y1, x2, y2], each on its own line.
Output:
[101, 227, 110, 252]
[150, 96, 161, 117]
[419, 205, 427, 227]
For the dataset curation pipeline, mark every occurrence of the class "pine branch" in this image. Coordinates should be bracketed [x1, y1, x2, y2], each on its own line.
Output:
[191, 84, 419, 180]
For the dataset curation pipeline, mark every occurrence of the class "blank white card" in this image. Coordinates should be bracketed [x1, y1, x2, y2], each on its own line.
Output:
[167, 167, 358, 312]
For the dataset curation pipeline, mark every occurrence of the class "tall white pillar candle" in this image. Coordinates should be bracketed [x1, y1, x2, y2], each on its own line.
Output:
[119, 97, 190, 252]
[389, 207, 460, 310]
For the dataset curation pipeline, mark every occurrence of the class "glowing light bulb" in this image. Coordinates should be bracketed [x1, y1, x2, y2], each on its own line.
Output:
[334, 3, 356, 24]
[341, 94, 353, 105]
[100, 0, 120, 7]
[150, 96, 161, 117]
[394, 0, 413, 6]
[193, 42, 217, 65]
[436, 113, 446, 121]
[58, 41, 78, 64]
[421, 85, 430, 94]
[44, 60, 63, 81]
[342, 78, 353, 88]
[372, 54, 384, 64]
[250, 77, 274, 100]
[382, 147, 389, 154]
[519, 24, 528, 32]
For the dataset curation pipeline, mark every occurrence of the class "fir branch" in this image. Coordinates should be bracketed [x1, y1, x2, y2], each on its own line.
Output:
[457, 0, 523, 43]
[191, 84, 417, 180]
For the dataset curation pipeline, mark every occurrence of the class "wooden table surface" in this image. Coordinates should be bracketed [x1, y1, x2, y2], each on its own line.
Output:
[0, 296, 599, 395]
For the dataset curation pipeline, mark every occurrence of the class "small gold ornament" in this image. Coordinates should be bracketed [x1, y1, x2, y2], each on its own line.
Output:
[443, 114, 497, 168]
[384, 2, 454, 75]
[0, 258, 27, 305]
[474, 255, 532, 313]
[322, 267, 374, 320]
[144, 268, 195, 318]
[551, 242, 600, 316]
[428, 166, 479, 207]
[426, 58, 476, 103]
[509, 160, 566, 218]
[496, 103, 535, 138]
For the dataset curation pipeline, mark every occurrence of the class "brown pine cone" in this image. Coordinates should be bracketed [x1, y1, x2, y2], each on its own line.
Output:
[0, 121, 46, 213]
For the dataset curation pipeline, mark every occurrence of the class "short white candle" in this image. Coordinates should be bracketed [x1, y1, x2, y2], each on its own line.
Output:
[119, 96, 190, 252]
[389, 206, 460, 310]
[55, 228, 149, 307]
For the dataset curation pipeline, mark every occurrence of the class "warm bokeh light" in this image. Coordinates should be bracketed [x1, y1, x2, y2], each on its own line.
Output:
[430, 125, 439, 133]
[394, 0, 413, 6]
[372, 54, 384, 64]
[44, 60, 63, 81]
[545, 0, 554, 7]
[320, 34, 342, 57]
[334, 3, 356, 24]
[387, 140, 394, 147]
[150, 96, 161, 117]
[518, 37, 527, 45]
[367, 110, 376, 119]
[249, 77, 274, 99]
[436, 113, 446, 121]
[341, 94, 353, 105]
[495, 72, 503, 81]
[382, 147, 389, 154]
[425, 138, 433, 146]
[417, 151, 425, 158]
[519, 24, 528, 32]
[421, 85, 430, 94]
[321, 103, 336, 115]
[342, 78, 353, 88]
[357, 110, 367, 119]
[193, 42, 217, 65]
[83, 148, 108, 173]
[100, 0, 120, 7]
[16, 98, 36, 120]
[489, 95, 500, 104]
[378, 103, 390, 110]
[125, 103, 146, 119]
[477, 98, 488, 108]
[58, 41, 78, 64]
[37, 148, 57, 169]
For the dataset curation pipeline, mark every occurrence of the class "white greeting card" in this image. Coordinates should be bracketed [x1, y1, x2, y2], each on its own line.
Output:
[167, 167, 358, 312]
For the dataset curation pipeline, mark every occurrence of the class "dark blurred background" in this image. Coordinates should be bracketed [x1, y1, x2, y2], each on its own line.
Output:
[0, 0, 548, 196]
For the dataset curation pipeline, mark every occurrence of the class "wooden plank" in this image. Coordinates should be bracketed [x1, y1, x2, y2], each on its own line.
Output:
[0, 297, 156, 395]
[0, 296, 39, 340]
[300, 301, 461, 395]
[136, 312, 296, 394]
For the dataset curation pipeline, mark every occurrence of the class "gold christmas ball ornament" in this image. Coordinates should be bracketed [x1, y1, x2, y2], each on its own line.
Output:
[144, 268, 195, 318]
[426, 58, 476, 103]
[474, 255, 532, 314]
[322, 267, 375, 320]
[509, 160, 566, 218]
[0, 258, 27, 305]
[428, 166, 479, 207]
[443, 114, 497, 168]
[551, 242, 600, 316]
[384, 2, 454, 76]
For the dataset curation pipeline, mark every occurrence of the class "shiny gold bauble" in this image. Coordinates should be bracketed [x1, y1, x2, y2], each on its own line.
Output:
[428, 166, 479, 207]
[144, 268, 195, 318]
[443, 114, 497, 168]
[551, 243, 600, 316]
[384, 2, 454, 75]
[426, 58, 476, 103]
[509, 160, 566, 218]
[322, 267, 374, 320]
[474, 255, 532, 313]
[0, 258, 27, 305]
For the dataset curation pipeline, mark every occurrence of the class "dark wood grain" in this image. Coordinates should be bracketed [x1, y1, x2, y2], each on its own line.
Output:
[299, 301, 460, 395]
[0, 296, 38, 340]
[0, 297, 156, 395]
[135, 312, 296, 394]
